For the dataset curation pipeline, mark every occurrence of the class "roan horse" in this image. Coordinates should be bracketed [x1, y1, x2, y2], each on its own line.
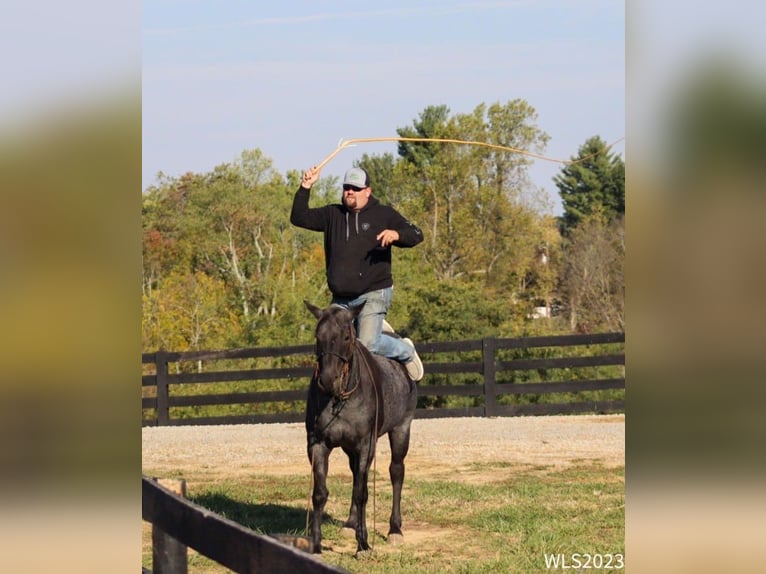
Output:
[304, 301, 418, 555]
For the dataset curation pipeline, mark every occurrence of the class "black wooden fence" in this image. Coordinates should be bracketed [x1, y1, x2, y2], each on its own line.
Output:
[143, 475, 347, 573]
[142, 332, 624, 426]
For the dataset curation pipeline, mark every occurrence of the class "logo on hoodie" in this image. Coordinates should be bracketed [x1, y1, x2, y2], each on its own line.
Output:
[361, 222, 370, 232]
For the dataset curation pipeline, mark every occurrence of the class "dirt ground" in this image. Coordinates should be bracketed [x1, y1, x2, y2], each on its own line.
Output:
[142, 414, 624, 482]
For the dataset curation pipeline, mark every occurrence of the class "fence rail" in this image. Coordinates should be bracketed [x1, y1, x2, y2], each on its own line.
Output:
[142, 332, 624, 426]
[142, 476, 347, 573]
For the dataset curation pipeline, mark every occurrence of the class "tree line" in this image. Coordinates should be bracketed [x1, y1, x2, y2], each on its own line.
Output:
[142, 100, 624, 354]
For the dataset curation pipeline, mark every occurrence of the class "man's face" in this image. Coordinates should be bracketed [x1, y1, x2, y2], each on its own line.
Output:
[342, 184, 371, 211]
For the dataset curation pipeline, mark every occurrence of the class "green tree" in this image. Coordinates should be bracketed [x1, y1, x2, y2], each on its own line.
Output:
[396, 104, 452, 167]
[554, 135, 625, 234]
[393, 101, 553, 305]
[142, 270, 241, 352]
[142, 171, 208, 296]
[142, 149, 325, 348]
[407, 279, 514, 342]
[356, 152, 398, 205]
[518, 215, 562, 319]
[559, 212, 625, 332]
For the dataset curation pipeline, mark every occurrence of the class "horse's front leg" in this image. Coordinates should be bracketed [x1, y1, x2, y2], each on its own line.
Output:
[308, 442, 331, 554]
[342, 447, 359, 532]
[350, 441, 374, 554]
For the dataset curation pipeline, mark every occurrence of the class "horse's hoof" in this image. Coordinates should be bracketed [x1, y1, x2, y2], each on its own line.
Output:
[388, 533, 404, 546]
[340, 527, 356, 538]
[294, 537, 314, 553]
[270, 534, 313, 553]
[354, 548, 374, 560]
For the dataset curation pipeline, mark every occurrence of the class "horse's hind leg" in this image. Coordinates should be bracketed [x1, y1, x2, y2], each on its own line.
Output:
[387, 422, 412, 542]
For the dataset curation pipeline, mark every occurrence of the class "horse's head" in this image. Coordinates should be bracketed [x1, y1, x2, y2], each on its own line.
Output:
[305, 300, 363, 397]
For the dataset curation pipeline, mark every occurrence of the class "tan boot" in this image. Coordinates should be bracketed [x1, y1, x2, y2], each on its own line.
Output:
[402, 338, 424, 381]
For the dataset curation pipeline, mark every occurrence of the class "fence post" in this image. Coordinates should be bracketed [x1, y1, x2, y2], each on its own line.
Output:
[152, 478, 188, 574]
[156, 351, 170, 426]
[482, 337, 497, 417]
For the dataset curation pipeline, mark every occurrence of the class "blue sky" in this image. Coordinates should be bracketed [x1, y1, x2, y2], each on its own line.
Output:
[142, 1, 625, 213]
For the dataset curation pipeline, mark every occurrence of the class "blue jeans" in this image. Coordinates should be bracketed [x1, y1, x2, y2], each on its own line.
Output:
[331, 287, 413, 363]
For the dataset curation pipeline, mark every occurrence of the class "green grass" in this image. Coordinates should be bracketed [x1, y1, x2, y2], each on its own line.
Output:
[142, 463, 624, 573]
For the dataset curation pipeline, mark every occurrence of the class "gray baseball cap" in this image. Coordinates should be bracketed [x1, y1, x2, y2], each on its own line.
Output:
[342, 167, 370, 188]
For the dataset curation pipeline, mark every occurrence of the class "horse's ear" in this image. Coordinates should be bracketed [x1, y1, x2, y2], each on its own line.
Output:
[304, 300, 323, 319]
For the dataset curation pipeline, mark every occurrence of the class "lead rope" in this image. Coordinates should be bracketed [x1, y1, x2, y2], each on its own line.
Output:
[371, 390, 379, 551]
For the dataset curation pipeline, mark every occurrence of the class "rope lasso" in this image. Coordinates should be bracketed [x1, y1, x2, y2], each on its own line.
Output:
[315, 136, 625, 171]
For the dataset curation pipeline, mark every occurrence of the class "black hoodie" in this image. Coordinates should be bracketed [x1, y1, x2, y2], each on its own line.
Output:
[290, 186, 423, 298]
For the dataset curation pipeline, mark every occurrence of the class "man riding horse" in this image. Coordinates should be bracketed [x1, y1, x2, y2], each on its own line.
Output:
[291, 165, 424, 381]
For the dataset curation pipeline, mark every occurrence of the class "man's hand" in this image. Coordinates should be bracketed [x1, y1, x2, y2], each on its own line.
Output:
[377, 229, 400, 247]
[301, 165, 321, 189]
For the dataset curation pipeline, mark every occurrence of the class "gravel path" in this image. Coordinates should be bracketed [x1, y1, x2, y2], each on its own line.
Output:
[142, 414, 624, 480]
